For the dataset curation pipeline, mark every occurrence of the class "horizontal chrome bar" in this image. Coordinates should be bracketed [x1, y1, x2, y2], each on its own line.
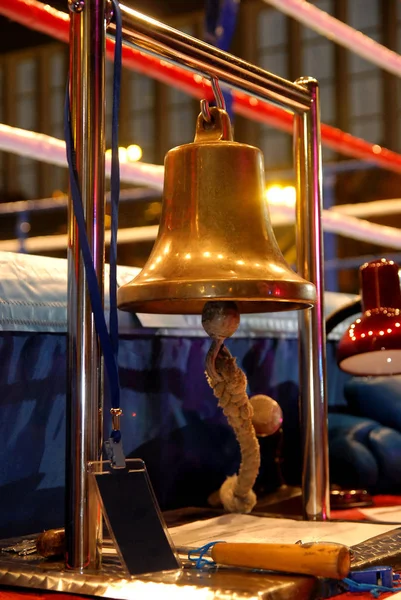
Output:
[107, 4, 312, 113]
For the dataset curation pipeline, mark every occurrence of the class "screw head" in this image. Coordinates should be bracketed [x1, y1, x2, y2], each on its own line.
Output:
[68, 0, 85, 13]
[105, 0, 114, 26]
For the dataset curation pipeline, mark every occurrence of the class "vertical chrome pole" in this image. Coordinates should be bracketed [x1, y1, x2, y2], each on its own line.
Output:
[66, 0, 106, 569]
[294, 77, 330, 521]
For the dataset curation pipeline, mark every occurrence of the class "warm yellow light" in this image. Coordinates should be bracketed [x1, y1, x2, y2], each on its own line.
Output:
[105, 145, 143, 163]
[52, 189, 65, 199]
[265, 185, 283, 204]
[282, 186, 296, 205]
[118, 147, 128, 163]
[265, 184, 296, 207]
[127, 144, 143, 162]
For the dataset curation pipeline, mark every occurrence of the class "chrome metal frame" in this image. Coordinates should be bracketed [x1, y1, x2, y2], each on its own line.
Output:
[67, 0, 329, 569]
[67, 0, 106, 570]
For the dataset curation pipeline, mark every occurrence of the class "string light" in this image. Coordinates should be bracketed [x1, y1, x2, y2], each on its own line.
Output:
[127, 144, 143, 162]
[105, 144, 143, 163]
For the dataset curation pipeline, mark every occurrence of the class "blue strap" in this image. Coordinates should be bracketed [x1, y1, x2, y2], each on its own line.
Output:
[343, 577, 401, 597]
[108, 0, 123, 445]
[206, 0, 239, 52]
[204, 0, 239, 119]
[64, 0, 123, 443]
[64, 92, 121, 410]
[204, 1, 220, 45]
[188, 541, 224, 569]
[109, 0, 122, 363]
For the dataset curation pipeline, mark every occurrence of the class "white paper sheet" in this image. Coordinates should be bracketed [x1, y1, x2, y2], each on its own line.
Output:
[169, 514, 400, 548]
[359, 506, 401, 523]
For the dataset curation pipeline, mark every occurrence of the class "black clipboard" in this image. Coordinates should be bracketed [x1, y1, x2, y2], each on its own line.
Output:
[89, 459, 181, 576]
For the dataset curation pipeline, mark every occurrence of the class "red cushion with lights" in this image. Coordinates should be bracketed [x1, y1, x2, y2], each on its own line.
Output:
[337, 259, 401, 377]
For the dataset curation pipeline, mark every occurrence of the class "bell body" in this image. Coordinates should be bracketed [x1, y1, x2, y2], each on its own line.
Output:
[118, 108, 316, 314]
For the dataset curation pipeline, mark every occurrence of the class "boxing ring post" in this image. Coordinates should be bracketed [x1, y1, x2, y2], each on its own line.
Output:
[66, 0, 106, 569]
[294, 79, 329, 520]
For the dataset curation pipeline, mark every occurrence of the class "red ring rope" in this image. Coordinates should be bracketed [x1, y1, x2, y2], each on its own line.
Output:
[2, 0, 401, 173]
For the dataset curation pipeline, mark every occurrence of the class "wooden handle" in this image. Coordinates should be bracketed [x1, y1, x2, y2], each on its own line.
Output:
[211, 542, 351, 580]
[36, 528, 65, 558]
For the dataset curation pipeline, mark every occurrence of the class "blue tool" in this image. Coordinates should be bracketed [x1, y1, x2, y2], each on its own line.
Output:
[343, 567, 401, 596]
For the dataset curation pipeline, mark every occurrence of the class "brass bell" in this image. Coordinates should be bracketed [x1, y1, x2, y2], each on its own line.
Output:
[117, 107, 316, 314]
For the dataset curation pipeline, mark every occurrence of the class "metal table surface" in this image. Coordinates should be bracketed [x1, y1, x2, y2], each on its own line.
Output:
[2, 505, 401, 600]
[0, 532, 319, 600]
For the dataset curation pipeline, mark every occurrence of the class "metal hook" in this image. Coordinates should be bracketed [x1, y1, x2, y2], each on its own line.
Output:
[200, 99, 212, 123]
[200, 76, 226, 125]
[211, 76, 226, 111]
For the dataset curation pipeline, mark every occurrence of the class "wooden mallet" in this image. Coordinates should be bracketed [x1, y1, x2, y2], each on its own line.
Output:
[210, 541, 351, 579]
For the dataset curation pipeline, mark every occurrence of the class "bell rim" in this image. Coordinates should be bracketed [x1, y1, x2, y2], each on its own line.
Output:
[117, 278, 316, 314]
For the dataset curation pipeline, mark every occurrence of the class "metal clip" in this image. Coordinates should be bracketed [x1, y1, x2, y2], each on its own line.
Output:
[104, 438, 126, 469]
[110, 407, 123, 431]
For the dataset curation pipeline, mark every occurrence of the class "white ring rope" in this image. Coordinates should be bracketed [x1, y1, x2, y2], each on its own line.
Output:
[2, 124, 401, 253]
[263, 0, 401, 78]
[0, 123, 164, 190]
[1, 207, 401, 253]
[0, 226, 159, 253]
[267, 204, 401, 250]
[331, 199, 401, 218]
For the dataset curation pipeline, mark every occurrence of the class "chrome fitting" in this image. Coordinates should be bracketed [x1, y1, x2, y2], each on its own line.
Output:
[105, 0, 114, 27]
[68, 0, 85, 13]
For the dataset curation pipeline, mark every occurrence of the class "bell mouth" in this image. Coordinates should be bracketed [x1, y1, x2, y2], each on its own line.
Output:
[117, 278, 316, 314]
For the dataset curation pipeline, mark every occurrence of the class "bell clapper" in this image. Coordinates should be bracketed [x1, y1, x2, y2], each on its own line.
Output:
[202, 300, 260, 514]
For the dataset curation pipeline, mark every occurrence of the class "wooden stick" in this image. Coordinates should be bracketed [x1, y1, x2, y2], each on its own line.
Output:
[211, 542, 351, 579]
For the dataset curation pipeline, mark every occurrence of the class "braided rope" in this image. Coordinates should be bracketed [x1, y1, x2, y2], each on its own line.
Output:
[205, 341, 260, 513]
